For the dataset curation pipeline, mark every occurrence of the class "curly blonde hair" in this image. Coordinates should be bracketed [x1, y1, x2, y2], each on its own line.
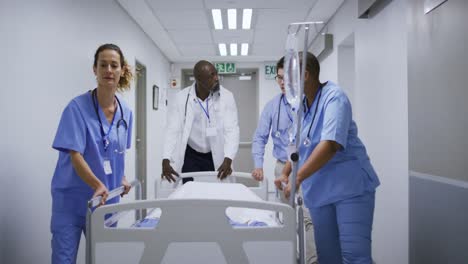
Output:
[118, 60, 133, 91]
[94, 44, 133, 92]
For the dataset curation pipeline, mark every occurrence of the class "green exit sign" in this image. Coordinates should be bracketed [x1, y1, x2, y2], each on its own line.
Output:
[264, 64, 277, 80]
[215, 62, 236, 74]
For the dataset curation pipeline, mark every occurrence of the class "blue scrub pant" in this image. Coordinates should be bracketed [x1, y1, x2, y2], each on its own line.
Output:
[51, 212, 86, 264]
[309, 192, 375, 264]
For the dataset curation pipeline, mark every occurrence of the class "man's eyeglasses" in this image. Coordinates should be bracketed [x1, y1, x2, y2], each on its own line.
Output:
[275, 75, 284, 82]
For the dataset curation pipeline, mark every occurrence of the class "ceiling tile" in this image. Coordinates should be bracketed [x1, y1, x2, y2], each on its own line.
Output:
[177, 44, 217, 56]
[212, 30, 254, 43]
[255, 9, 310, 30]
[153, 9, 211, 30]
[251, 43, 284, 56]
[253, 29, 283, 45]
[168, 30, 213, 44]
[204, 0, 314, 9]
[146, 0, 205, 10]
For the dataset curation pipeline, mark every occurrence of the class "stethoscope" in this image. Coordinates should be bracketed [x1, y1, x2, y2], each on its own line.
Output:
[302, 87, 323, 147]
[183, 88, 192, 120]
[91, 89, 127, 152]
[273, 94, 294, 138]
[184, 84, 220, 121]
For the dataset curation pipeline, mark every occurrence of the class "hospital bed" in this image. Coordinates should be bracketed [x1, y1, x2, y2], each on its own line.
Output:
[86, 172, 299, 264]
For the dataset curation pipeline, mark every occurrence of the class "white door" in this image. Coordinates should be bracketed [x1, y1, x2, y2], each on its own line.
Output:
[220, 70, 258, 173]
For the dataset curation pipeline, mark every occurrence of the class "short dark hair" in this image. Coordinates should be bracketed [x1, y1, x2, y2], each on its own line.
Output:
[193, 60, 214, 80]
[299, 51, 320, 79]
[276, 56, 284, 73]
[276, 52, 320, 79]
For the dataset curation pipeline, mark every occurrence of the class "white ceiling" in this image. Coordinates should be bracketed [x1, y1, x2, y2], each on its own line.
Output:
[117, 0, 344, 63]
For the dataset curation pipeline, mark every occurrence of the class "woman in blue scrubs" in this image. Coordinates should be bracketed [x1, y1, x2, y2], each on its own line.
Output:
[50, 43, 133, 264]
[275, 52, 380, 264]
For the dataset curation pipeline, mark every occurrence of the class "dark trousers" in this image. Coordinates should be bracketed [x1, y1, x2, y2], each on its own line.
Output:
[181, 145, 215, 184]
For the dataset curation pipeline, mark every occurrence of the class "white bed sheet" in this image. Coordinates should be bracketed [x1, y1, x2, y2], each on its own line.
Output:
[147, 182, 279, 226]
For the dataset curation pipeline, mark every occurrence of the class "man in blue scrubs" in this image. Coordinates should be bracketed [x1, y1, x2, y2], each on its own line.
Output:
[276, 52, 380, 264]
[50, 44, 133, 264]
[252, 57, 317, 264]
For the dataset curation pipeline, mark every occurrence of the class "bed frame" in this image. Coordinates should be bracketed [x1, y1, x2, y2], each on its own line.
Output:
[86, 172, 299, 264]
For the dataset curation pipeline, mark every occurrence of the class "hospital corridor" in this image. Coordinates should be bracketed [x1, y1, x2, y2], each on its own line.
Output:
[1, 0, 468, 263]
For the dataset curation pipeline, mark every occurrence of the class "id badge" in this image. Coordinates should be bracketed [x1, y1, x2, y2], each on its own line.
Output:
[103, 159, 112, 175]
[206, 126, 217, 137]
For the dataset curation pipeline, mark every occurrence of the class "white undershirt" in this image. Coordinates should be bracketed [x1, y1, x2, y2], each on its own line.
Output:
[187, 95, 212, 153]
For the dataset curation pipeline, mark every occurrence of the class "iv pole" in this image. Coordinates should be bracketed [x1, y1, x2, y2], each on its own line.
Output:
[286, 21, 323, 264]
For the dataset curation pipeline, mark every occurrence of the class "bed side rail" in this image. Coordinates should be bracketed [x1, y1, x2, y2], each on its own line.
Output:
[86, 179, 141, 264]
[87, 179, 141, 208]
[89, 199, 296, 264]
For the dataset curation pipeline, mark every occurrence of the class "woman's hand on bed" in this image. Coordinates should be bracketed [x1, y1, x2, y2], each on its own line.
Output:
[251, 168, 264, 181]
[274, 175, 288, 191]
[120, 177, 131, 197]
[283, 179, 301, 200]
[217, 158, 232, 180]
[92, 184, 109, 207]
[162, 159, 179, 182]
[283, 181, 292, 200]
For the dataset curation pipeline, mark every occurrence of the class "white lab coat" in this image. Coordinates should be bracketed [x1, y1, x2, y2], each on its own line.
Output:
[163, 83, 240, 173]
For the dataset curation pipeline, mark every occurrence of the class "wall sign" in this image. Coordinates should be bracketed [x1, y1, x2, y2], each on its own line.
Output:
[215, 62, 236, 74]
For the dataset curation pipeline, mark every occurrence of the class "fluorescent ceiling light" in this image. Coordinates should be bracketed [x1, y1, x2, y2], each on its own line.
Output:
[241, 43, 249, 56]
[211, 9, 223, 30]
[242, 9, 252, 29]
[218, 43, 227, 56]
[227, 9, 237, 29]
[230, 43, 238, 56]
[239, 75, 251, 80]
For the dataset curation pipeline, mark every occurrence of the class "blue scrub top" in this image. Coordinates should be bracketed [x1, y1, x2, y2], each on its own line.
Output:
[299, 81, 380, 208]
[51, 91, 133, 216]
[252, 94, 293, 167]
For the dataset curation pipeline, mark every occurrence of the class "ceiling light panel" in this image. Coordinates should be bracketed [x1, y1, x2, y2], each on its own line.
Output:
[242, 9, 252, 29]
[227, 9, 237, 30]
[212, 30, 254, 42]
[241, 43, 249, 56]
[230, 43, 238, 56]
[211, 9, 223, 30]
[218, 43, 227, 56]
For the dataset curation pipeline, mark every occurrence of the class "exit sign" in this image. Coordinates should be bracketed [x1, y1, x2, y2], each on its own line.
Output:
[215, 62, 236, 74]
[264, 64, 277, 80]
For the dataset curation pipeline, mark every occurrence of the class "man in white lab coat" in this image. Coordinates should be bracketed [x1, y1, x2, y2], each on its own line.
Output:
[161, 60, 239, 183]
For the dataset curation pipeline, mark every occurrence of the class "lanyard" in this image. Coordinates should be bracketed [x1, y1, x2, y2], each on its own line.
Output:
[92, 89, 118, 151]
[197, 97, 210, 122]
